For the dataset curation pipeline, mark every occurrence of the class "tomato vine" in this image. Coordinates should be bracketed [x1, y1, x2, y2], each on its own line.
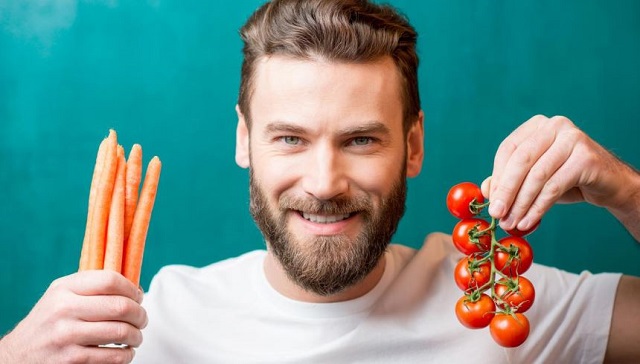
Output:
[447, 182, 538, 348]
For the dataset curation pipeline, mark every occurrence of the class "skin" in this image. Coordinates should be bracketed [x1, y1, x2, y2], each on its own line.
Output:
[480, 115, 640, 362]
[235, 55, 424, 302]
[0, 57, 638, 363]
[0, 270, 147, 363]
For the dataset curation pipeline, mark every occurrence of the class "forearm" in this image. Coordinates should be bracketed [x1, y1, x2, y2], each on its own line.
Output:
[607, 163, 640, 242]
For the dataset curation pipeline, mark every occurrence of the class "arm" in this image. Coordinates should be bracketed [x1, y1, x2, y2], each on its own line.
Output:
[604, 275, 640, 363]
[481, 114, 640, 241]
[482, 115, 640, 360]
[0, 270, 147, 364]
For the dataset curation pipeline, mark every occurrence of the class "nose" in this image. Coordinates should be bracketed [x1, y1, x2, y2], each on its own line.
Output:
[302, 144, 349, 201]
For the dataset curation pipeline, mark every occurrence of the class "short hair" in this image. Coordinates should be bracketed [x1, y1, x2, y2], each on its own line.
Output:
[238, 0, 420, 133]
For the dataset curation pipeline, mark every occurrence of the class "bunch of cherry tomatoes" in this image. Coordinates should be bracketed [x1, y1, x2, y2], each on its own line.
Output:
[447, 182, 538, 348]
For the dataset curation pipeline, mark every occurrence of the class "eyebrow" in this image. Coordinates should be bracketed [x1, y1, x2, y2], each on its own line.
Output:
[338, 121, 390, 137]
[264, 120, 391, 137]
[264, 122, 307, 135]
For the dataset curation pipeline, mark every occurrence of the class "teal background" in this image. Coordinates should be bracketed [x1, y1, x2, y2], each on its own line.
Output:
[1, 0, 639, 334]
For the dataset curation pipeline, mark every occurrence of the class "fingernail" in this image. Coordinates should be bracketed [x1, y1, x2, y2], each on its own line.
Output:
[501, 215, 514, 230]
[138, 288, 145, 303]
[489, 200, 506, 218]
[518, 217, 531, 231]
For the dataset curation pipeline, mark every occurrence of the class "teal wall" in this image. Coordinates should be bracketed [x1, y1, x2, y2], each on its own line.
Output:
[1, 1, 639, 334]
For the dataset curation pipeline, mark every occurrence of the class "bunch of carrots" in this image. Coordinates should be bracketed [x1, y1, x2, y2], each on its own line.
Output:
[78, 130, 161, 286]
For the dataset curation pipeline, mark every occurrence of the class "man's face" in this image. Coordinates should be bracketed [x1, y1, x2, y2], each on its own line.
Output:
[238, 56, 421, 296]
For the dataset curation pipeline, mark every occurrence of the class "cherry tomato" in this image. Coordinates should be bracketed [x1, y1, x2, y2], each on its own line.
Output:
[494, 276, 535, 313]
[506, 219, 541, 237]
[455, 294, 496, 329]
[454, 257, 492, 292]
[446, 182, 485, 219]
[494, 236, 533, 276]
[490, 313, 530, 347]
[452, 218, 492, 255]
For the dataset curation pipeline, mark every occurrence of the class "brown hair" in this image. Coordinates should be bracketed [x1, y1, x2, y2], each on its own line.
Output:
[238, 0, 420, 133]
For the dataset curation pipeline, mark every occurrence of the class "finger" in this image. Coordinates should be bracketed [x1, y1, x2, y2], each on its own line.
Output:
[489, 118, 557, 219]
[516, 152, 584, 231]
[78, 295, 148, 329]
[74, 321, 143, 347]
[66, 345, 136, 364]
[499, 132, 575, 230]
[481, 176, 491, 199]
[490, 115, 548, 217]
[68, 270, 143, 304]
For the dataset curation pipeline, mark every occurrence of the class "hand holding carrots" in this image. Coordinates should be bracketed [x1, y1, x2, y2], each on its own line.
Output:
[0, 131, 159, 363]
[79, 130, 162, 286]
[0, 271, 147, 363]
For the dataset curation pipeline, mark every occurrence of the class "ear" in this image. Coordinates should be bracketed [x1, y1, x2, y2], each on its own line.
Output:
[405, 110, 424, 178]
[235, 104, 250, 169]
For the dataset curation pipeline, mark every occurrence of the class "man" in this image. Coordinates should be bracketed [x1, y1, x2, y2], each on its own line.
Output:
[1, 0, 639, 362]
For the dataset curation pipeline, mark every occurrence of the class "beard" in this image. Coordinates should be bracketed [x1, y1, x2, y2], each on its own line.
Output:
[249, 166, 407, 297]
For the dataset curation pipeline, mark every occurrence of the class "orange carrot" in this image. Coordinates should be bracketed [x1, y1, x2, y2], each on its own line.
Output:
[122, 157, 161, 286]
[87, 130, 119, 270]
[124, 144, 142, 246]
[79, 138, 107, 271]
[104, 145, 126, 272]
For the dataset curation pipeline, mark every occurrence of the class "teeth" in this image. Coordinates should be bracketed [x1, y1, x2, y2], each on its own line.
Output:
[302, 212, 351, 223]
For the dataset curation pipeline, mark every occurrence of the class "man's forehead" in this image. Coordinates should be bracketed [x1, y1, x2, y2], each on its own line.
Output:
[248, 55, 404, 121]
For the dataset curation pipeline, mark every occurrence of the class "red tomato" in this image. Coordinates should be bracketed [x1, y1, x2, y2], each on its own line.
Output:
[446, 182, 485, 219]
[455, 294, 496, 329]
[490, 313, 530, 347]
[452, 218, 492, 255]
[506, 219, 541, 237]
[494, 236, 533, 276]
[494, 276, 536, 313]
[454, 257, 492, 292]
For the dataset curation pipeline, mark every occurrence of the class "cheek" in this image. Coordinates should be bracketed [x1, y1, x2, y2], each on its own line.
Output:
[347, 156, 404, 197]
[250, 153, 301, 197]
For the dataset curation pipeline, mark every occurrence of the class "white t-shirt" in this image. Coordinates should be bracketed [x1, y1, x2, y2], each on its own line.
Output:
[134, 233, 620, 363]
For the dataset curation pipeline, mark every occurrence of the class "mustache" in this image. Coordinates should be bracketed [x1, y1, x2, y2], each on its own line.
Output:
[279, 194, 372, 215]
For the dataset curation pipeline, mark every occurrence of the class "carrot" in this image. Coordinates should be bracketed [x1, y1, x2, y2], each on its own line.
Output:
[122, 156, 162, 285]
[124, 144, 142, 246]
[103, 145, 126, 271]
[87, 130, 119, 270]
[79, 138, 107, 271]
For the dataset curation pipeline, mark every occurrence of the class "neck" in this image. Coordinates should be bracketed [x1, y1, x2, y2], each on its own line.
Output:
[263, 251, 387, 303]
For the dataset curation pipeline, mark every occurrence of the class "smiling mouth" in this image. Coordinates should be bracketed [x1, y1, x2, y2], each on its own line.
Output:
[300, 212, 354, 224]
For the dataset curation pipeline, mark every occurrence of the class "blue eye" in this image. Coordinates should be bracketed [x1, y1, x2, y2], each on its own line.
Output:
[282, 136, 300, 145]
[352, 137, 372, 146]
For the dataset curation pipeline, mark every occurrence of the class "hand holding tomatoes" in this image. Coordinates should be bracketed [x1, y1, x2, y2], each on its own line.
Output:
[448, 181, 539, 348]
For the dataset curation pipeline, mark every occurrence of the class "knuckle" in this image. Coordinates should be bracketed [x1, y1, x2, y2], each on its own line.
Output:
[496, 139, 517, 157]
[110, 323, 130, 343]
[544, 179, 563, 199]
[138, 306, 149, 329]
[512, 147, 533, 166]
[101, 271, 122, 290]
[530, 114, 548, 124]
[528, 167, 548, 185]
[51, 296, 75, 317]
[560, 127, 583, 144]
[550, 115, 573, 127]
[110, 298, 132, 318]
[130, 329, 144, 347]
[49, 277, 64, 291]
